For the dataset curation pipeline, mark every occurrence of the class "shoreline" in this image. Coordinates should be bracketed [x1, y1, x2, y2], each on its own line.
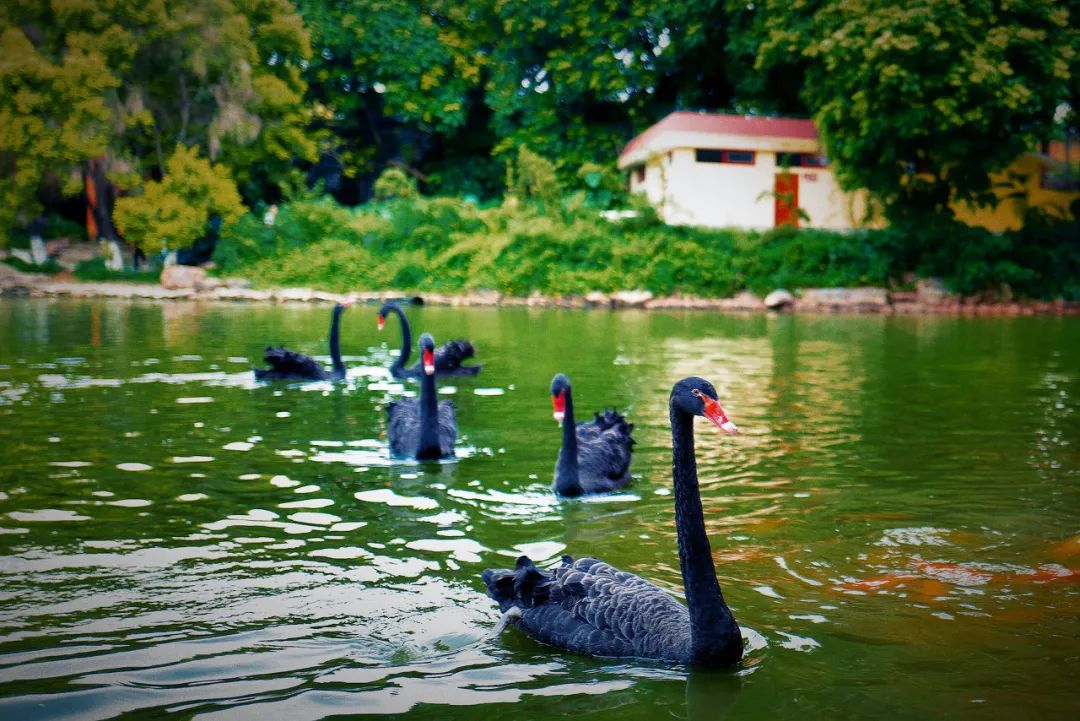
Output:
[2, 274, 1078, 316]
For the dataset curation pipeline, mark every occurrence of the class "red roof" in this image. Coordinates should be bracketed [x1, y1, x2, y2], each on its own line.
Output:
[619, 111, 819, 164]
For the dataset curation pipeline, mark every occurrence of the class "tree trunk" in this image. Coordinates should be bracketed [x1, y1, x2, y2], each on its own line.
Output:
[84, 158, 119, 242]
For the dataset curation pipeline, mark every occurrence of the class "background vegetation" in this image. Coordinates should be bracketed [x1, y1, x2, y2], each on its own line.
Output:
[2, 1, 1078, 298]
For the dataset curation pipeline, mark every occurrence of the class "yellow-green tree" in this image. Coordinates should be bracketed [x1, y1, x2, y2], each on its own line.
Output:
[0, 0, 315, 241]
[0, 24, 116, 241]
[114, 145, 244, 256]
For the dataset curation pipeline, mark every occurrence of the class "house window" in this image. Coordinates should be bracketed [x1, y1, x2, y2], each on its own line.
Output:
[633, 166, 645, 184]
[696, 149, 756, 165]
[777, 152, 828, 168]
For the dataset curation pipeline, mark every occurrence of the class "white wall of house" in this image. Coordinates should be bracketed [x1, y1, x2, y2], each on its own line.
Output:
[627, 142, 868, 230]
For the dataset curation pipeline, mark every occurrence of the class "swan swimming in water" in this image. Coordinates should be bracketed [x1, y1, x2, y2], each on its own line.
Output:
[549, 373, 634, 496]
[254, 301, 352, 381]
[377, 302, 480, 378]
[386, 333, 458, 460]
[483, 377, 742, 667]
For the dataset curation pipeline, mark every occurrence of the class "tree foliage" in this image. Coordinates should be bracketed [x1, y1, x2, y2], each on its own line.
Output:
[0, 0, 314, 242]
[114, 145, 244, 255]
[758, 0, 1076, 222]
[0, 22, 116, 240]
[2, 0, 1077, 250]
[373, 167, 420, 201]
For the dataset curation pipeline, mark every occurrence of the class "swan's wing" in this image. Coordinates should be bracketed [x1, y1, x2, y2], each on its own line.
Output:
[387, 399, 420, 456]
[435, 339, 475, 370]
[482, 555, 688, 661]
[259, 346, 325, 379]
[438, 401, 457, 456]
[575, 410, 634, 487]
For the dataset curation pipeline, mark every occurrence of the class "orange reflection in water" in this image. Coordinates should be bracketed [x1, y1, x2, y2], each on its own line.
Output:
[837, 559, 1080, 602]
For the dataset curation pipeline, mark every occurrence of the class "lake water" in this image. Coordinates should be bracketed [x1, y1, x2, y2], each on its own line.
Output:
[0, 298, 1077, 720]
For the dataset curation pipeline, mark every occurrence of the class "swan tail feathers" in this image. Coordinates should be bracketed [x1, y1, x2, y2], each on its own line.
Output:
[260, 345, 323, 377]
[482, 555, 562, 610]
[435, 339, 476, 370]
[593, 409, 635, 446]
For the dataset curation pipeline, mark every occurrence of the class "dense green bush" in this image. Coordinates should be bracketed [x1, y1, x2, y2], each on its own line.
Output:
[3, 256, 63, 274]
[373, 168, 420, 201]
[114, 145, 245, 256]
[213, 193, 1080, 300]
[73, 258, 160, 283]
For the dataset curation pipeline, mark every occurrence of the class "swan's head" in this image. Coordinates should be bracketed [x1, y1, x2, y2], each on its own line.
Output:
[418, 333, 437, 376]
[376, 302, 397, 331]
[671, 377, 737, 434]
[550, 373, 571, 423]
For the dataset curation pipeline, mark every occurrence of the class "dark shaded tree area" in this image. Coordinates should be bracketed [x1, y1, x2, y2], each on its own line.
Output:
[296, 0, 810, 201]
[1, 0, 1076, 241]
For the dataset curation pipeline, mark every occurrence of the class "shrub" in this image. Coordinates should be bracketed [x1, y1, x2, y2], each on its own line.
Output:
[114, 145, 245, 256]
[3, 256, 63, 274]
[373, 167, 420, 201]
[575, 162, 629, 211]
[73, 258, 159, 283]
[214, 195, 383, 272]
[507, 146, 561, 214]
[209, 190, 1079, 301]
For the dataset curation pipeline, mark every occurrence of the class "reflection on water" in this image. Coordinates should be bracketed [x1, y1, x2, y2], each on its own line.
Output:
[0, 299, 1078, 720]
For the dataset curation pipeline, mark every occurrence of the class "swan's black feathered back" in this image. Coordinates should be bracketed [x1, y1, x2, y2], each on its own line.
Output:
[255, 345, 329, 381]
[436, 339, 475, 368]
[568, 409, 634, 493]
[482, 555, 693, 662]
[400, 339, 481, 377]
[386, 398, 457, 458]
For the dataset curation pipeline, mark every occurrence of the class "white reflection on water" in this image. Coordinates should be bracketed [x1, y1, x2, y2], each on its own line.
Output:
[405, 538, 487, 563]
[354, 489, 438, 511]
[7, 509, 91, 523]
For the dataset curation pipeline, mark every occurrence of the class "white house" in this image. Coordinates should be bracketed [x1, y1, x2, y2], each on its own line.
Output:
[618, 111, 870, 230]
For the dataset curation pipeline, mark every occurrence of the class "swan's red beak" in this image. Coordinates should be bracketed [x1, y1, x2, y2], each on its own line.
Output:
[552, 391, 566, 423]
[422, 348, 435, 376]
[377, 314, 385, 331]
[702, 396, 737, 434]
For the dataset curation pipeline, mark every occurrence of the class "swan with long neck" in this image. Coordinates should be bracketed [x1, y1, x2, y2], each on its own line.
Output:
[482, 376, 742, 666]
[550, 374, 634, 496]
[255, 301, 352, 381]
[386, 333, 458, 460]
[377, 302, 480, 378]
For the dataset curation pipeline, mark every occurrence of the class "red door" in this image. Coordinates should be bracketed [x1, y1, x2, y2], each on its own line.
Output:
[774, 173, 799, 228]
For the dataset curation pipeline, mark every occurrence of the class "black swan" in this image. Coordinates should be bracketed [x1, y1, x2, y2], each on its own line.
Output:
[483, 376, 742, 667]
[377, 302, 480, 378]
[255, 301, 352, 381]
[386, 333, 458, 459]
[550, 373, 634, 496]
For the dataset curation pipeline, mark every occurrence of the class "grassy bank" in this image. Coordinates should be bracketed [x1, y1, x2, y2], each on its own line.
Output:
[212, 194, 1080, 301]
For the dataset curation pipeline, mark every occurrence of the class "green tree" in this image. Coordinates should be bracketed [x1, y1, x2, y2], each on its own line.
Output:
[296, 0, 498, 196]
[758, 0, 1076, 222]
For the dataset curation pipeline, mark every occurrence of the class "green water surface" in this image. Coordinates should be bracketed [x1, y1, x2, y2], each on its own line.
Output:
[0, 298, 1077, 720]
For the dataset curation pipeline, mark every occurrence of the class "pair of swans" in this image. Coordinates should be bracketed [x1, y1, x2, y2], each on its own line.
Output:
[254, 301, 481, 381]
[484, 377, 743, 667]
[254, 302, 465, 461]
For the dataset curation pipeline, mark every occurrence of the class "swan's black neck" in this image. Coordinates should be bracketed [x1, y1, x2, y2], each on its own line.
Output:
[670, 403, 742, 667]
[384, 304, 408, 371]
[416, 368, 441, 459]
[554, 388, 581, 496]
[328, 305, 346, 378]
